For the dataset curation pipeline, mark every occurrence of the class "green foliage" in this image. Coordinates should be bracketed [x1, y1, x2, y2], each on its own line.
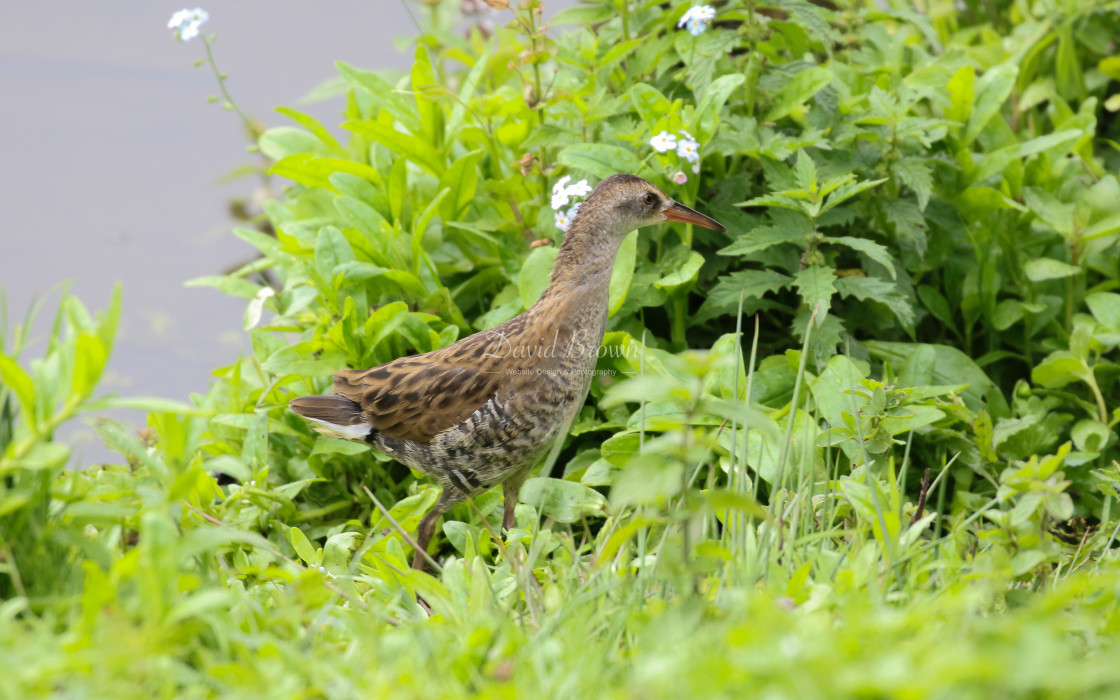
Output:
[4, 0, 1120, 696]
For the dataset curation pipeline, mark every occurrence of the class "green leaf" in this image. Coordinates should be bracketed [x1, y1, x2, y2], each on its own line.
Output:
[1086, 292, 1120, 330]
[289, 527, 319, 566]
[827, 236, 897, 278]
[793, 266, 837, 316]
[834, 276, 914, 330]
[439, 151, 484, 222]
[694, 74, 745, 135]
[608, 231, 638, 317]
[964, 64, 1017, 145]
[258, 127, 333, 161]
[705, 269, 792, 309]
[894, 159, 933, 210]
[1023, 187, 1075, 237]
[719, 223, 808, 256]
[519, 477, 608, 523]
[263, 343, 348, 378]
[764, 66, 832, 122]
[1023, 258, 1081, 282]
[820, 178, 887, 214]
[518, 245, 558, 309]
[341, 120, 444, 177]
[16, 442, 70, 472]
[1031, 351, 1089, 389]
[558, 144, 643, 180]
[275, 106, 346, 156]
[335, 61, 422, 132]
[864, 341, 999, 411]
[72, 333, 107, 401]
[945, 65, 974, 130]
[655, 251, 704, 289]
[631, 83, 672, 133]
[0, 353, 35, 430]
[1082, 214, 1120, 241]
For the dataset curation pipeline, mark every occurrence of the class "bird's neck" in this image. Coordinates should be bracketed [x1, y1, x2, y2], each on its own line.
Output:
[541, 218, 625, 302]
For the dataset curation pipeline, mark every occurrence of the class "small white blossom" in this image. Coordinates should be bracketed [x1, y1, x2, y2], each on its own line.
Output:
[168, 7, 209, 42]
[672, 172, 688, 185]
[692, 163, 701, 174]
[679, 129, 695, 142]
[650, 130, 678, 153]
[566, 179, 592, 197]
[555, 210, 572, 232]
[676, 138, 700, 162]
[678, 5, 715, 35]
[555, 203, 583, 232]
[243, 287, 275, 330]
[551, 176, 594, 210]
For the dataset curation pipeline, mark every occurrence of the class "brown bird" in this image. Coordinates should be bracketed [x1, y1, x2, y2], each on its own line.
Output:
[290, 174, 726, 570]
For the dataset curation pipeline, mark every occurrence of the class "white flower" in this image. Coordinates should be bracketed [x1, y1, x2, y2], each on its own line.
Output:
[679, 129, 695, 142]
[243, 286, 275, 330]
[678, 5, 715, 35]
[672, 172, 688, 185]
[555, 210, 572, 232]
[650, 130, 678, 153]
[555, 203, 583, 232]
[566, 179, 592, 197]
[692, 163, 700, 174]
[551, 177, 593, 209]
[677, 138, 700, 162]
[168, 7, 209, 42]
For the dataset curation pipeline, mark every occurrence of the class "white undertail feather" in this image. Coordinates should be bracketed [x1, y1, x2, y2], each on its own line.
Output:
[305, 417, 371, 441]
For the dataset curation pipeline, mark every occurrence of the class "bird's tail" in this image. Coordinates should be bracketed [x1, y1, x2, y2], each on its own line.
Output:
[289, 395, 372, 441]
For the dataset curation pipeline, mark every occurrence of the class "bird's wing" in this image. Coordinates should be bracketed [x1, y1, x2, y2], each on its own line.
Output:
[331, 336, 504, 445]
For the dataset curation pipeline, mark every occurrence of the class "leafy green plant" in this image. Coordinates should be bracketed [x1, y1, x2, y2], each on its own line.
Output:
[4, 0, 1120, 696]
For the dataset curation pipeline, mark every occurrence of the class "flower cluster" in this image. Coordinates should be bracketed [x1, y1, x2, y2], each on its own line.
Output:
[551, 176, 592, 232]
[649, 129, 702, 177]
[168, 7, 209, 42]
[678, 5, 716, 36]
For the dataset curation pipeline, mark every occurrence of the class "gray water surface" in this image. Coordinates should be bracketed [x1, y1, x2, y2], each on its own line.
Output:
[1, 1, 572, 464]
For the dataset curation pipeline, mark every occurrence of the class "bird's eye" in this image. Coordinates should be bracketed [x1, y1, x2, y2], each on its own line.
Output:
[642, 192, 657, 206]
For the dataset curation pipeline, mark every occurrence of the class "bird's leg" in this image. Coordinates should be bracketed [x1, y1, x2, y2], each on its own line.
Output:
[502, 473, 528, 536]
[411, 494, 452, 571]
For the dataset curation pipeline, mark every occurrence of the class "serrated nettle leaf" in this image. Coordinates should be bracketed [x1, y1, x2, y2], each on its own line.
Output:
[706, 269, 793, 309]
[826, 236, 897, 279]
[719, 224, 808, 256]
[793, 266, 837, 318]
[834, 276, 914, 330]
[820, 178, 887, 214]
[792, 150, 817, 192]
[894, 160, 933, 210]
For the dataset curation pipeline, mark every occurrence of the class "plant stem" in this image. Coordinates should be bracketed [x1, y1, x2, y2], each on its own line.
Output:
[200, 35, 260, 140]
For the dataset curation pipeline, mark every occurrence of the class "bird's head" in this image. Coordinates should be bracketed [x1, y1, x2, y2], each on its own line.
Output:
[576, 173, 727, 238]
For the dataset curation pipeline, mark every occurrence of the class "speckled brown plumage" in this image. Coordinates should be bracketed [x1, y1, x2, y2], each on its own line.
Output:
[290, 173, 726, 570]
